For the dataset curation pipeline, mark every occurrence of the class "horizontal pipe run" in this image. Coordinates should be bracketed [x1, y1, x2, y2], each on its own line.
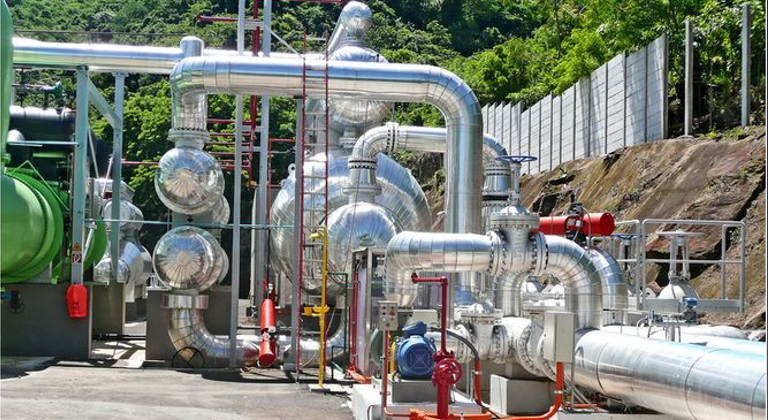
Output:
[12, 37, 309, 74]
[574, 330, 766, 420]
[168, 55, 483, 246]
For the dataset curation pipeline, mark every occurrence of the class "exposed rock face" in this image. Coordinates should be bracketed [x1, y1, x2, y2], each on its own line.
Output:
[519, 126, 766, 329]
[403, 126, 765, 329]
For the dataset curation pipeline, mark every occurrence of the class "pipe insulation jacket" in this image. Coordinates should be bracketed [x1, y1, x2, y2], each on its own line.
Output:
[167, 56, 483, 235]
[574, 330, 766, 420]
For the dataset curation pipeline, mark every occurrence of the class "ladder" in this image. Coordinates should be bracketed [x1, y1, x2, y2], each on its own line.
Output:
[296, 32, 331, 385]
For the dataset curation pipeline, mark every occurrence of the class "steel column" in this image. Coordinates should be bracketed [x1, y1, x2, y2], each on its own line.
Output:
[254, 0, 272, 318]
[70, 67, 89, 284]
[110, 73, 126, 282]
[229, 0, 247, 368]
[287, 98, 304, 373]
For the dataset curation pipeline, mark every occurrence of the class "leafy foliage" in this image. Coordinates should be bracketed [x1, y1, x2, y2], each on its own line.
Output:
[8, 0, 765, 228]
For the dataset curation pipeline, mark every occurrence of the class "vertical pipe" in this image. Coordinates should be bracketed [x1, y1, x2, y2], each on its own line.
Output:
[71, 67, 89, 285]
[289, 98, 304, 373]
[684, 20, 693, 137]
[741, 4, 751, 127]
[110, 72, 126, 281]
[255, 0, 272, 319]
[230, 0, 246, 369]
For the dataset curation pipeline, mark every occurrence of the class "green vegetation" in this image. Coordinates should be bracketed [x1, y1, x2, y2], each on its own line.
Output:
[8, 0, 766, 228]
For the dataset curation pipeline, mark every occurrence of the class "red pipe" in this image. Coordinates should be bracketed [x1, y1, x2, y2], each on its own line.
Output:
[258, 298, 277, 366]
[537, 213, 615, 237]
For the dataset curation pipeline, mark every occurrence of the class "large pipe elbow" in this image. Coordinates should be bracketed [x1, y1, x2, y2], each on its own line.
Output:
[327, 1, 372, 51]
[167, 307, 259, 366]
[588, 248, 628, 325]
[169, 56, 483, 237]
[542, 235, 603, 328]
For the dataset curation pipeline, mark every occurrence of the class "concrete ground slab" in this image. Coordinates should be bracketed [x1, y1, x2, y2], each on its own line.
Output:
[1, 363, 355, 420]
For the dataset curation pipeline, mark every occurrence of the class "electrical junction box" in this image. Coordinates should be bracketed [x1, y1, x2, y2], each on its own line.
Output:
[378, 300, 399, 331]
[543, 311, 576, 363]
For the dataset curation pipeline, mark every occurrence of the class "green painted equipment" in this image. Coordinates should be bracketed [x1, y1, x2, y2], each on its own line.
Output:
[0, 0, 106, 283]
[1, 172, 65, 282]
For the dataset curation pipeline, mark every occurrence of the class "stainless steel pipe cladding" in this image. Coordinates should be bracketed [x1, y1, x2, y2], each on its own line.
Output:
[167, 308, 259, 366]
[384, 231, 500, 306]
[167, 56, 483, 238]
[152, 226, 228, 292]
[587, 248, 627, 325]
[542, 235, 603, 328]
[574, 330, 766, 420]
[270, 151, 430, 297]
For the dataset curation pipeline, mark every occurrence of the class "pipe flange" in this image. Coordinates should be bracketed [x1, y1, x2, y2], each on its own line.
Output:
[347, 158, 377, 170]
[515, 323, 542, 376]
[490, 325, 510, 364]
[342, 182, 382, 198]
[385, 121, 399, 153]
[532, 232, 547, 275]
[161, 293, 210, 309]
[487, 231, 504, 276]
[169, 129, 210, 149]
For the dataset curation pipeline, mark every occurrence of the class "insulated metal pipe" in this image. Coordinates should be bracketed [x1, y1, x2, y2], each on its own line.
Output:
[169, 56, 484, 311]
[587, 248, 627, 325]
[327, 1, 372, 52]
[542, 236, 603, 328]
[12, 37, 305, 74]
[384, 231, 500, 306]
[600, 326, 767, 357]
[574, 330, 766, 420]
[167, 307, 260, 366]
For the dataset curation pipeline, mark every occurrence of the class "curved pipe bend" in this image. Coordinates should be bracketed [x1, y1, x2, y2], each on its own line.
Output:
[541, 235, 603, 328]
[169, 56, 483, 244]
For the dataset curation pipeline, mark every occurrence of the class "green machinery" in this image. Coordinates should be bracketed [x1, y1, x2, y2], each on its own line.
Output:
[0, 0, 106, 285]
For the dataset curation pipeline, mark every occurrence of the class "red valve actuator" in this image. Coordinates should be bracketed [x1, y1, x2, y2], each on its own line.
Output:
[538, 212, 615, 237]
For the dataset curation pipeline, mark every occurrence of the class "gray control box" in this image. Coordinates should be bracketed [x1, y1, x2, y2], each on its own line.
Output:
[543, 311, 576, 363]
[378, 300, 399, 331]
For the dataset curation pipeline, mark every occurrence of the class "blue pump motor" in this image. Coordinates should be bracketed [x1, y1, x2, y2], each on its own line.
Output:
[395, 321, 436, 379]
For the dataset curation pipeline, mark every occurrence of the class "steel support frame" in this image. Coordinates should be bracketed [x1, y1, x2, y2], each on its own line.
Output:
[72, 68, 125, 285]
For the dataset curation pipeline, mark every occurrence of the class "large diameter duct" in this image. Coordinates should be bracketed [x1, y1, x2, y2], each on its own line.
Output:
[164, 294, 259, 366]
[541, 236, 603, 328]
[600, 326, 767, 356]
[384, 231, 502, 306]
[327, 1, 372, 52]
[574, 330, 766, 420]
[325, 202, 401, 287]
[587, 248, 627, 324]
[11, 38, 310, 75]
[270, 151, 430, 297]
[168, 56, 483, 241]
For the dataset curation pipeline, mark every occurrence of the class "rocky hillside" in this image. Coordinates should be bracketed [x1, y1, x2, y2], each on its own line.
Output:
[518, 126, 766, 330]
[405, 126, 765, 330]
